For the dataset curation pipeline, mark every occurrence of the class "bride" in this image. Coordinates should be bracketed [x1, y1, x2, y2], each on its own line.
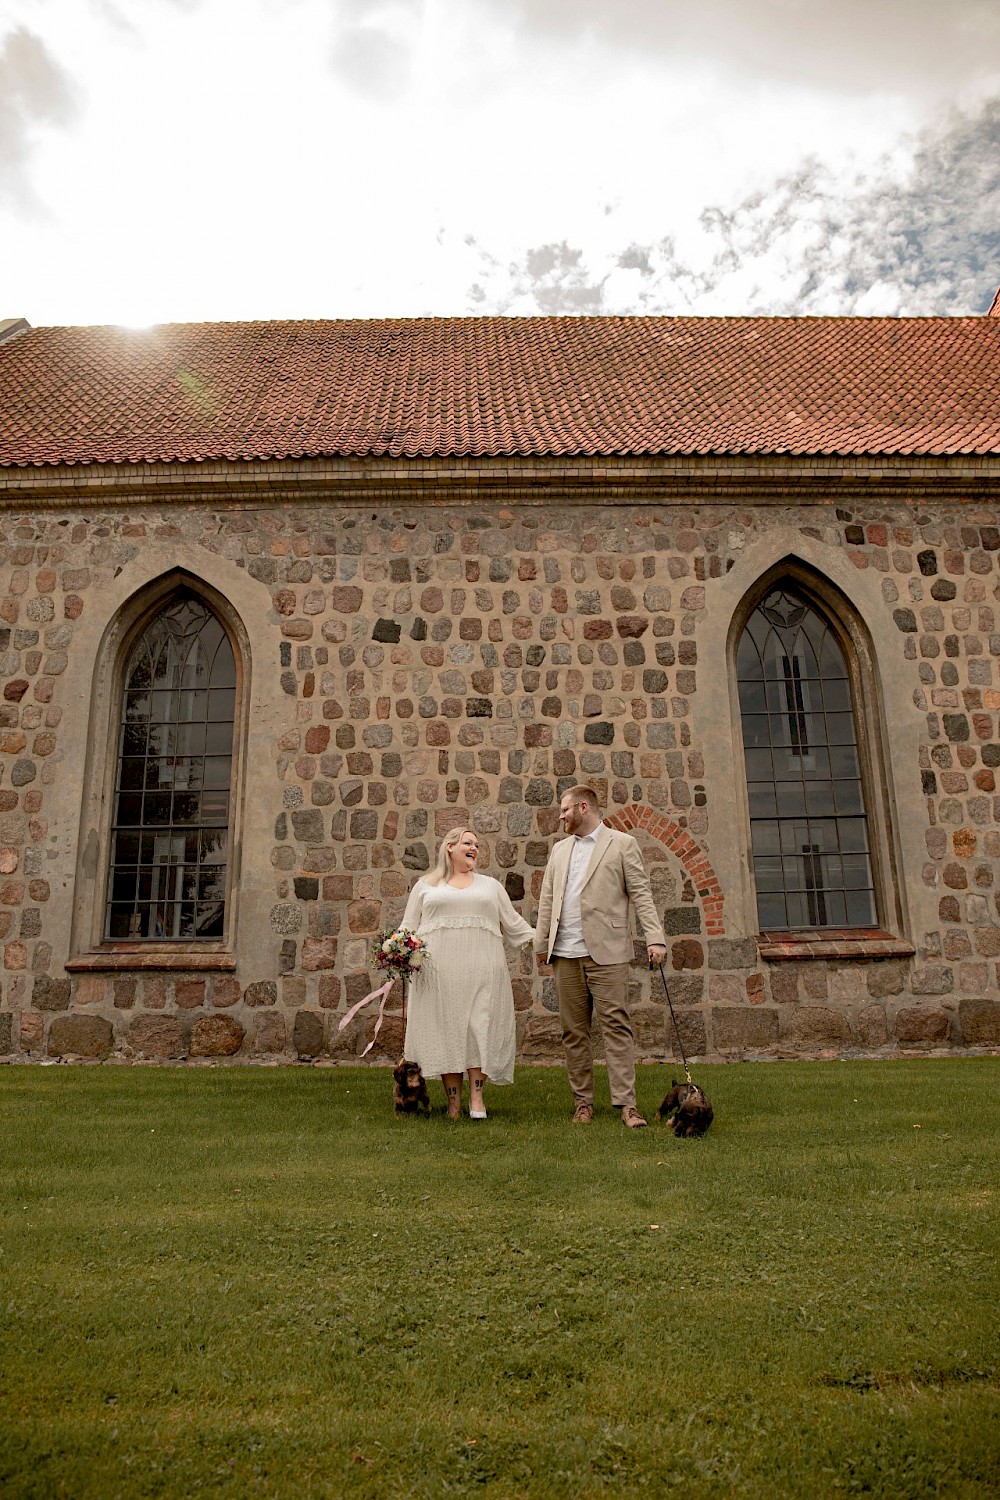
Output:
[401, 827, 534, 1119]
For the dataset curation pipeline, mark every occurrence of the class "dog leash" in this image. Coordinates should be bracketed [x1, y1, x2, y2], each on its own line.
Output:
[656, 961, 694, 1087]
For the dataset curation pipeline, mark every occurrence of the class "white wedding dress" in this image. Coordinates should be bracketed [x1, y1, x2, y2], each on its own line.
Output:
[400, 873, 534, 1084]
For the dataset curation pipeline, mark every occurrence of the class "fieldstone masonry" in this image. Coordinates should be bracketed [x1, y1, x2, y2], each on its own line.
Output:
[1, 492, 1000, 1064]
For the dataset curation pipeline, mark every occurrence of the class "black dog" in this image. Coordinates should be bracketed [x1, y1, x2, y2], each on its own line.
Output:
[656, 1079, 714, 1137]
[392, 1058, 431, 1116]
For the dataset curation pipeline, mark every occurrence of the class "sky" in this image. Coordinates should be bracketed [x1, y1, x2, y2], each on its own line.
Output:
[1, 0, 998, 327]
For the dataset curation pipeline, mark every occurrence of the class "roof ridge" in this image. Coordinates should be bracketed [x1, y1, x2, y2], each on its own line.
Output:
[0, 318, 30, 345]
[22, 312, 1000, 335]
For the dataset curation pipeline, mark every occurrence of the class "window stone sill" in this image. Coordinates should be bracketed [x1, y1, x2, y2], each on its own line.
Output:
[66, 949, 236, 972]
[758, 929, 915, 962]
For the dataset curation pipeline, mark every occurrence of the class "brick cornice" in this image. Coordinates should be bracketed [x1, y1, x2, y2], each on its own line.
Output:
[1, 452, 999, 508]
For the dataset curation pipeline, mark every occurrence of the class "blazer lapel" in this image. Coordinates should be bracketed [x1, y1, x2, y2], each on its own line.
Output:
[550, 837, 575, 928]
[579, 824, 612, 891]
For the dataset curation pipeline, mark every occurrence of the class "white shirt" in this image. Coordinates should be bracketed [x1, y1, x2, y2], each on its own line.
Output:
[551, 827, 601, 958]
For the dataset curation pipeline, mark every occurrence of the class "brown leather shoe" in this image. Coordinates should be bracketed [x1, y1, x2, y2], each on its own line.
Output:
[621, 1106, 648, 1129]
[572, 1102, 594, 1123]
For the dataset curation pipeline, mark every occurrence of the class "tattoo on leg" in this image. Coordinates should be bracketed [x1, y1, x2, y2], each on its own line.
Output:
[447, 1086, 458, 1098]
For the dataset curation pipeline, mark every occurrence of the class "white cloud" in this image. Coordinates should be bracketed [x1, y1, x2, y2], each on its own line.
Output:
[0, 27, 79, 213]
[330, 24, 412, 98]
[328, 0, 421, 97]
[0, 0, 994, 323]
[458, 96, 1000, 316]
[484, 0, 1000, 97]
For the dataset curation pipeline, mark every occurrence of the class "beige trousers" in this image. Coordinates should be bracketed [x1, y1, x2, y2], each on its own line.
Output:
[552, 956, 635, 1111]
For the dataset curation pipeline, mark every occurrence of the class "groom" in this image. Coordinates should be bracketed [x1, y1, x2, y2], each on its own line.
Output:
[534, 785, 667, 1128]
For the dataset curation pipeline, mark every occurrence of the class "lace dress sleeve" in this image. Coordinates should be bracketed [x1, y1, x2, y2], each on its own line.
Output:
[401, 879, 426, 932]
[495, 880, 535, 947]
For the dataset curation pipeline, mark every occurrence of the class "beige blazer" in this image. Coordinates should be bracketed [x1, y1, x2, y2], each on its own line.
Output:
[534, 824, 667, 966]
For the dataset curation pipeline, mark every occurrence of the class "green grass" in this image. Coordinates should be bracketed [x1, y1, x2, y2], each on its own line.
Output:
[1, 1060, 998, 1499]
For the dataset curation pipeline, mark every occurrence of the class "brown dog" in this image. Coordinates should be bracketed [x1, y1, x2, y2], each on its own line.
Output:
[392, 1058, 431, 1116]
[656, 1079, 714, 1137]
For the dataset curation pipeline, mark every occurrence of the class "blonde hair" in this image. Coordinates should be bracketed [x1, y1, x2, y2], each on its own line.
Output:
[424, 826, 478, 887]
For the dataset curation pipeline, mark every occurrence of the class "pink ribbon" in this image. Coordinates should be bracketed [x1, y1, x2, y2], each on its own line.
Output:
[337, 978, 395, 1056]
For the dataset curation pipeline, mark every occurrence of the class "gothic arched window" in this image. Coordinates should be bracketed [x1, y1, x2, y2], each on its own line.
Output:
[106, 596, 236, 941]
[737, 585, 878, 932]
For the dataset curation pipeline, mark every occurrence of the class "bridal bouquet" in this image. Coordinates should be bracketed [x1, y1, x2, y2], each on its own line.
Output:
[339, 928, 428, 1057]
[372, 927, 427, 981]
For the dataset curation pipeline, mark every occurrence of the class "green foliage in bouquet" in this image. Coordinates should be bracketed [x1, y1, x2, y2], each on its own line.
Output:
[372, 927, 427, 980]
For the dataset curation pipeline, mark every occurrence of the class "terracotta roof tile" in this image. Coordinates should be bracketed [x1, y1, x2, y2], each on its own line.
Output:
[0, 315, 998, 467]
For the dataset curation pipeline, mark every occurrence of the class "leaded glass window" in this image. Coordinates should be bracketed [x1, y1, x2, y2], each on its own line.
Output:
[106, 597, 235, 940]
[737, 587, 877, 932]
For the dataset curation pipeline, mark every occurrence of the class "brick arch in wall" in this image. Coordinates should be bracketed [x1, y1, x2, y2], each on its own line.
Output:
[603, 804, 724, 936]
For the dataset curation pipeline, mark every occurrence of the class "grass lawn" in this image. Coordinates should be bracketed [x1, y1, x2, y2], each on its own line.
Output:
[1, 1059, 998, 1499]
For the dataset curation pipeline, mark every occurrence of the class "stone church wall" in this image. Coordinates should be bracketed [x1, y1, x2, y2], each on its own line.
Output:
[1, 490, 999, 1064]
